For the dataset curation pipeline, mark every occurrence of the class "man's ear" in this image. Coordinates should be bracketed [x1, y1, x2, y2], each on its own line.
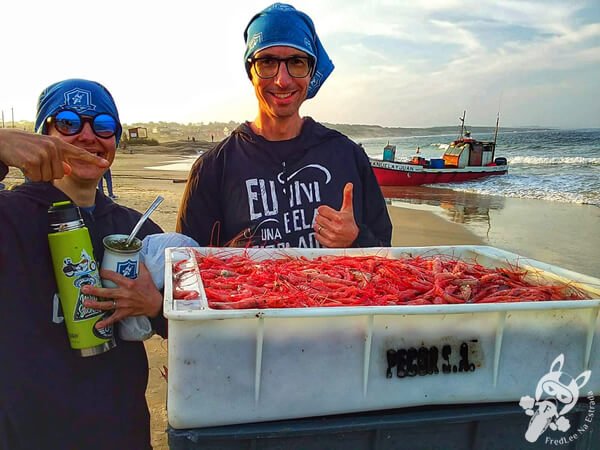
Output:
[245, 62, 254, 80]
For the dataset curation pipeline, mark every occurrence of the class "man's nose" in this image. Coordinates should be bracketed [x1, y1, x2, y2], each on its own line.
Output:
[78, 122, 96, 140]
[274, 60, 293, 84]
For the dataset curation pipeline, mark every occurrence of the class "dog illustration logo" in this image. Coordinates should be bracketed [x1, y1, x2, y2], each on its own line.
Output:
[519, 354, 591, 442]
[62, 249, 102, 321]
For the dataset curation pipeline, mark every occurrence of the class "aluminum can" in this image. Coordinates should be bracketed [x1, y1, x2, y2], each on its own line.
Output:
[101, 234, 142, 288]
[47, 201, 116, 357]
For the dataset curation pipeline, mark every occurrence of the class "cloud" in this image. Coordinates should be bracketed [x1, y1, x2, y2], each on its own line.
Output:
[428, 19, 484, 52]
[318, 0, 599, 127]
[3, 0, 599, 127]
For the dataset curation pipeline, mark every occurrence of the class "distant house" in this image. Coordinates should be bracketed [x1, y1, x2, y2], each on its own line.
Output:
[128, 127, 148, 139]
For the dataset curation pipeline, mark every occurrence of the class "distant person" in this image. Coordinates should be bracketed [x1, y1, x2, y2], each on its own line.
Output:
[177, 3, 391, 248]
[211, 133, 214, 142]
[0, 78, 165, 449]
[192, 136, 196, 142]
[98, 167, 117, 199]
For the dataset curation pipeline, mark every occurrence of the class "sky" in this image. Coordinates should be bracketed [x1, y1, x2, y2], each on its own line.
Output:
[2, 0, 599, 129]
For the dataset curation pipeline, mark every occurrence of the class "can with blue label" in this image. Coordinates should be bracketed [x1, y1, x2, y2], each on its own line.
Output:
[47, 201, 116, 357]
[101, 234, 155, 342]
[100, 234, 142, 287]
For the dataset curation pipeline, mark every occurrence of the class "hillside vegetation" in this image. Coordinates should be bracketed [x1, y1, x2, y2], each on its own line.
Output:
[4, 120, 547, 143]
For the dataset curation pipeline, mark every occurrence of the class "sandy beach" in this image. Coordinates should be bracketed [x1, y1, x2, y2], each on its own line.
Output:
[3, 142, 598, 449]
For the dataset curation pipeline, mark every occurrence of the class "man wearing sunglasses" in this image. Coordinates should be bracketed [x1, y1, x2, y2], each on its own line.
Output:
[0, 79, 165, 449]
[177, 3, 392, 249]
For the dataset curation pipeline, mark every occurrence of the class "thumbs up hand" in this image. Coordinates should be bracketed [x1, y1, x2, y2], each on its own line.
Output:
[314, 182, 359, 248]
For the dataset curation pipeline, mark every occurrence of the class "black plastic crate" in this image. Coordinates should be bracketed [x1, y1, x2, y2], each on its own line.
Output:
[168, 398, 599, 450]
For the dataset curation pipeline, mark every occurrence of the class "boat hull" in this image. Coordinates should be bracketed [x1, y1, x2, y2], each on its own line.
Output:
[370, 160, 507, 186]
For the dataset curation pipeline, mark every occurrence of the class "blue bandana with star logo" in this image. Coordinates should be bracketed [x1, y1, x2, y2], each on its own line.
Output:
[244, 3, 334, 99]
[35, 78, 122, 145]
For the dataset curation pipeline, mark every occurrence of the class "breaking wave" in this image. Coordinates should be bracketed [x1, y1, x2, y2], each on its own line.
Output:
[508, 156, 600, 165]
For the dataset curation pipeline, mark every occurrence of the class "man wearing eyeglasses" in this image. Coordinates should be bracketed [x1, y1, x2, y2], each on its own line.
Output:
[177, 3, 392, 248]
[0, 79, 165, 449]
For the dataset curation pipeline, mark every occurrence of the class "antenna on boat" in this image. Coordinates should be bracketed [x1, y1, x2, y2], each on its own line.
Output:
[458, 110, 466, 139]
[493, 92, 503, 146]
[493, 112, 500, 146]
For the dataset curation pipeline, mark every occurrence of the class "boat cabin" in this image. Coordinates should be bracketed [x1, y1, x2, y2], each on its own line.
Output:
[382, 144, 396, 161]
[443, 137, 496, 168]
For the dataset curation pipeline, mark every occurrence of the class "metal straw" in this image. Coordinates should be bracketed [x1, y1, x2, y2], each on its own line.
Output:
[125, 195, 164, 247]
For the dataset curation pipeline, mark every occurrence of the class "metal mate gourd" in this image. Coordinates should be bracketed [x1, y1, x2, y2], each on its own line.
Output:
[47, 200, 116, 357]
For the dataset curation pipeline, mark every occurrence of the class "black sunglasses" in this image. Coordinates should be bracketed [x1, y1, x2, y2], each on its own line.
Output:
[247, 56, 314, 79]
[48, 110, 118, 139]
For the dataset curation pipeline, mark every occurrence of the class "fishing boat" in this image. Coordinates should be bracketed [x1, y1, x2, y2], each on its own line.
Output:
[370, 112, 508, 186]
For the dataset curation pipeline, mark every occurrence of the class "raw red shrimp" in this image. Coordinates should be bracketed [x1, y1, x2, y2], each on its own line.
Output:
[174, 288, 200, 300]
[180, 252, 592, 309]
[210, 298, 260, 309]
[405, 298, 433, 306]
[173, 258, 196, 273]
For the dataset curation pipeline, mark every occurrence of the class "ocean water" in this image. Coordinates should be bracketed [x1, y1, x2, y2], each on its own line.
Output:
[146, 128, 600, 277]
[150, 129, 600, 207]
[360, 129, 600, 277]
[360, 128, 600, 207]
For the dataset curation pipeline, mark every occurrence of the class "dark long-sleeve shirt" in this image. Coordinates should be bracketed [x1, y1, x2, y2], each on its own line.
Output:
[0, 182, 164, 450]
[177, 118, 392, 248]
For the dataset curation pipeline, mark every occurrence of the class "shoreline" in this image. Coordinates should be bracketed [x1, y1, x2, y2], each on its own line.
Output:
[381, 185, 600, 279]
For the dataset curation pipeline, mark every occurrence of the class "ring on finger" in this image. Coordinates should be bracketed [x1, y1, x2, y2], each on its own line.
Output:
[318, 225, 323, 234]
[112, 299, 117, 309]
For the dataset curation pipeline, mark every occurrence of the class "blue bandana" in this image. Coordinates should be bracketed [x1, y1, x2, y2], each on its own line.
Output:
[243, 3, 334, 99]
[35, 78, 122, 145]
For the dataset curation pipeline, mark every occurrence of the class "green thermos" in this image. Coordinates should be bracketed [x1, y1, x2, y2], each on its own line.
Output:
[48, 201, 116, 357]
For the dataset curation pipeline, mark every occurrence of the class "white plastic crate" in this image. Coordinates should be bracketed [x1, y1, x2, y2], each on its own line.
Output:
[164, 246, 600, 429]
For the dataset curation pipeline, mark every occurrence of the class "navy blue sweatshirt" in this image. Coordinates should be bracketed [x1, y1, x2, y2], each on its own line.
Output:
[0, 182, 164, 450]
[177, 118, 392, 247]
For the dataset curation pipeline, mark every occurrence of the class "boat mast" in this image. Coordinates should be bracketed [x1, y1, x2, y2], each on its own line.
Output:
[493, 112, 500, 146]
[492, 112, 500, 160]
[458, 110, 466, 139]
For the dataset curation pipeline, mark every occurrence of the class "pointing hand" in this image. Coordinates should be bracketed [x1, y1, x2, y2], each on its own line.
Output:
[0, 129, 109, 181]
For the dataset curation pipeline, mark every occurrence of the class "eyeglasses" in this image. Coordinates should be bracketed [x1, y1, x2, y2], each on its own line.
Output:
[248, 56, 314, 79]
[48, 110, 118, 139]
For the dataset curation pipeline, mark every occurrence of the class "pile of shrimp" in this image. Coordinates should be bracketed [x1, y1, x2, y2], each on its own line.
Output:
[172, 252, 590, 309]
